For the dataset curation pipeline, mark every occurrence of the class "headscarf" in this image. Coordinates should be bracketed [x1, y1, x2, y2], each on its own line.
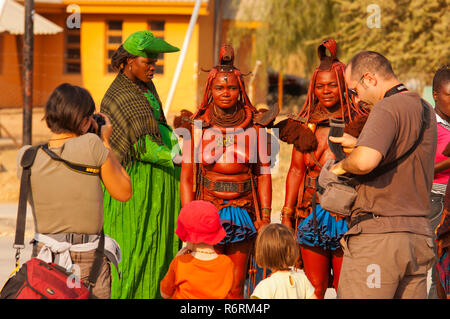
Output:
[122, 30, 179, 59]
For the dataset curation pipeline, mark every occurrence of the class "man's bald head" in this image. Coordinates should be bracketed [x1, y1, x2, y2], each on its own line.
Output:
[347, 51, 396, 81]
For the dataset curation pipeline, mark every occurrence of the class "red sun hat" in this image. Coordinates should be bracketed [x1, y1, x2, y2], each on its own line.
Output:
[176, 200, 226, 245]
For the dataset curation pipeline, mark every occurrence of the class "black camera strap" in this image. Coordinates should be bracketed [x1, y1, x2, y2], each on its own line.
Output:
[41, 144, 100, 176]
[383, 83, 408, 98]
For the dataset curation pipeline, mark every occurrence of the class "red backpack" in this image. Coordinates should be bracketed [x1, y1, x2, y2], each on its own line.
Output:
[1, 258, 90, 299]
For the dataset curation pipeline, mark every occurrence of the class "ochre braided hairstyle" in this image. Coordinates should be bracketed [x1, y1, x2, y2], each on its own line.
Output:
[191, 44, 256, 120]
[276, 39, 369, 153]
[296, 38, 368, 123]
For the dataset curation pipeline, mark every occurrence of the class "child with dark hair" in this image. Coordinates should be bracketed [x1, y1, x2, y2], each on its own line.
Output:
[160, 200, 235, 299]
[251, 223, 316, 299]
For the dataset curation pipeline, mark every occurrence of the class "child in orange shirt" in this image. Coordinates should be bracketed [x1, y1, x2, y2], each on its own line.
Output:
[160, 200, 235, 299]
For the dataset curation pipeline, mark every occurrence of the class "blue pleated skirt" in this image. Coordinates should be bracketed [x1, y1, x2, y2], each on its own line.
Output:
[297, 204, 348, 251]
[218, 204, 257, 245]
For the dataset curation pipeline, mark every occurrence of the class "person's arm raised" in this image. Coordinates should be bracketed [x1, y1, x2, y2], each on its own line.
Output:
[97, 113, 132, 202]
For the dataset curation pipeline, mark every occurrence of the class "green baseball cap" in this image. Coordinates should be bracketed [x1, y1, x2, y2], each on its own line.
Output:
[122, 30, 179, 59]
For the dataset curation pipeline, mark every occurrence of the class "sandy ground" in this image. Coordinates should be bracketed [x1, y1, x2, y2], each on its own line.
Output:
[0, 108, 52, 203]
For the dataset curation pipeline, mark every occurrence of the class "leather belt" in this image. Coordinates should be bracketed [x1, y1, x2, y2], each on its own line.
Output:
[202, 176, 256, 193]
[349, 213, 380, 229]
[43, 233, 100, 245]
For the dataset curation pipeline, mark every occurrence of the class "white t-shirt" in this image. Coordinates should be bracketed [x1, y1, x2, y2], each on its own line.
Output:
[251, 270, 316, 299]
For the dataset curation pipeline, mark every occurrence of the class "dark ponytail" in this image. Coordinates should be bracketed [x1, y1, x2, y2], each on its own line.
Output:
[110, 45, 138, 72]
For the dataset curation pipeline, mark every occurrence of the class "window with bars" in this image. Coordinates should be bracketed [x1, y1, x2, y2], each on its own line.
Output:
[64, 28, 81, 74]
[106, 20, 123, 73]
[148, 20, 165, 75]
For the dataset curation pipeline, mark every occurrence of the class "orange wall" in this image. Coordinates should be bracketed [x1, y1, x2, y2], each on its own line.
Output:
[0, 1, 217, 114]
[0, 13, 82, 108]
[0, 33, 23, 108]
[81, 14, 207, 113]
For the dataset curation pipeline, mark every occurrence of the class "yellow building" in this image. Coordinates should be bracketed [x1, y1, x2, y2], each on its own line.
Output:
[0, 0, 224, 114]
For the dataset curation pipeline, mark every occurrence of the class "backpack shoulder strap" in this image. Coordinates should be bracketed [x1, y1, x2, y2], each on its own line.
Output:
[14, 144, 43, 250]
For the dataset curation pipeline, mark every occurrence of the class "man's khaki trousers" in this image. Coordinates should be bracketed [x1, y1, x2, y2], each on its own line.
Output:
[337, 232, 435, 299]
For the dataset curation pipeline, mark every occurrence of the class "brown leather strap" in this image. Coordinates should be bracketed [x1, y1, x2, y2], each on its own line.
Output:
[309, 152, 323, 169]
[202, 176, 255, 193]
[305, 175, 316, 189]
[249, 169, 261, 224]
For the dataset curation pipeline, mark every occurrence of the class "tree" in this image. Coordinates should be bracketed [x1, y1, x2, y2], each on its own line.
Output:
[227, 0, 339, 75]
[334, 0, 449, 84]
[227, 0, 449, 84]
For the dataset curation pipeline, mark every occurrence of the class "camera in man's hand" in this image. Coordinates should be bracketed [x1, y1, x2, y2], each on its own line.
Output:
[89, 114, 106, 137]
[328, 118, 346, 161]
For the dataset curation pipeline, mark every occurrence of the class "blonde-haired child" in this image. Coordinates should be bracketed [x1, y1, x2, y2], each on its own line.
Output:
[251, 223, 317, 299]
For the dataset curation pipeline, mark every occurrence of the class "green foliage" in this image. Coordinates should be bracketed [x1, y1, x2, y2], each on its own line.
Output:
[227, 0, 449, 83]
[227, 0, 339, 74]
[334, 0, 449, 83]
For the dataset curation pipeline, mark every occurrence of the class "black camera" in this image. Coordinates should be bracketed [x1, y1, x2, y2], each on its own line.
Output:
[328, 118, 346, 161]
[89, 114, 106, 137]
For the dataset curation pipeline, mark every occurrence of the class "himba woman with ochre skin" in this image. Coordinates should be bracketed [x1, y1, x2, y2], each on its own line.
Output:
[276, 39, 369, 298]
[100, 30, 181, 299]
[178, 45, 275, 298]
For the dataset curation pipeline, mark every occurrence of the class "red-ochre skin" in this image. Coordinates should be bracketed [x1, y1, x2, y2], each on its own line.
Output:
[283, 68, 346, 299]
[180, 70, 272, 299]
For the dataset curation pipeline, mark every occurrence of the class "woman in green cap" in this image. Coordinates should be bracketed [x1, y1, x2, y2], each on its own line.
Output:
[100, 30, 181, 299]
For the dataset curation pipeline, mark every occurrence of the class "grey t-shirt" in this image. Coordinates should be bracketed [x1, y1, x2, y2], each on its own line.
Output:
[17, 133, 109, 234]
[351, 91, 437, 236]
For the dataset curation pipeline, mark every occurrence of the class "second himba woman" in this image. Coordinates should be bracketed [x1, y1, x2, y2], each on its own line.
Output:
[277, 39, 368, 298]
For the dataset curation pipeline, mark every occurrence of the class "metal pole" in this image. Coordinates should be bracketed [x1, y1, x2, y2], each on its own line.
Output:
[23, 0, 34, 146]
[213, 0, 223, 66]
[164, 0, 202, 116]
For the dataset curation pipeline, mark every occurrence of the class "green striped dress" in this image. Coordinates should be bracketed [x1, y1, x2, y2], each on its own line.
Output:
[103, 90, 181, 299]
